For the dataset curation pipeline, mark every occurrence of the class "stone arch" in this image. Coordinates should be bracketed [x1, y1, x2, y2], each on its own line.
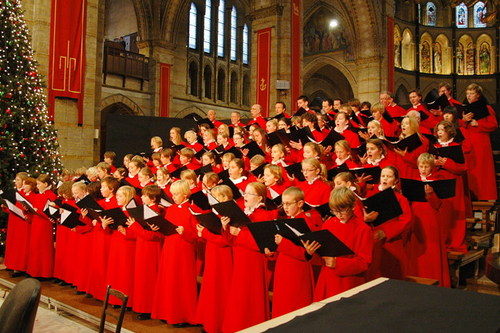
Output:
[303, 55, 357, 91]
[100, 94, 145, 115]
[303, 60, 355, 103]
[435, 34, 451, 74]
[129, 0, 152, 42]
[420, 32, 433, 73]
[476, 33, 494, 74]
[394, 24, 402, 68]
[401, 28, 415, 70]
[174, 105, 207, 118]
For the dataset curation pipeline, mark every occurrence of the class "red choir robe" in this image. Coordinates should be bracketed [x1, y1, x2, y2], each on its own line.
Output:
[395, 135, 430, 180]
[151, 201, 198, 325]
[5, 190, 34, 273]
[86, 196, 117, 300]
[272, 210, 323, 318]
[313, 214, 373, 301]
[195, 224, 233, 333]
[72, 213, 94, 292]
[335, 128, 361, 148]
[407, 173, 450, 287]
[222, 206, 278, 333]
[465, 105, 498, 200]
[434, 141, 468, 253]
[365, 186, 412, 280]
[386, 104, 406, 118]
[105, 208, 136, 307]
[247, 116, 267, 129]
[125, 174, 141, 188]
[127, 206, 163, 314]
[53, 198, 78, 283]
[26, 189, 57, 278]
[298, 178, 332, 206]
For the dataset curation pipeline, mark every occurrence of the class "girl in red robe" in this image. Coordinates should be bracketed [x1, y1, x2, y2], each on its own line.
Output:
[102, 185, 137, 307]
[86, 177, 120, 301]
[364, 166, 412, 280]
[462, 83, 498, 201]
[270, 186, 322, 318]
[304, 187, 373, 301]
[26, 174, 57, 278]
[298, 158, 332, 206]
[151, 180, 198, 327]
[407, 153, 450, 287]
[222, 182, 278, 332]
[195, 185, 234, 333]
[3, 172, 29, 276]
[394, 116, 430, 180]
[11, 177, 37, 275]
[332, 112, 361, 148]
[126, 185, 164, 319]
[434, 121, 468, 253]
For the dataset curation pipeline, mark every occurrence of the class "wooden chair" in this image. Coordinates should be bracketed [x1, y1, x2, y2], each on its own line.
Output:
[99, 285, 128, 333]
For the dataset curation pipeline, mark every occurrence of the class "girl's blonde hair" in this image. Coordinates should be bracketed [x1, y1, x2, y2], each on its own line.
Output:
[329, 187, 355, 211]
[117, 186, 136, 205]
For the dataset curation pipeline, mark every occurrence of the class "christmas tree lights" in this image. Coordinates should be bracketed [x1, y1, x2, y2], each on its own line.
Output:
[0, 0, 63, 190]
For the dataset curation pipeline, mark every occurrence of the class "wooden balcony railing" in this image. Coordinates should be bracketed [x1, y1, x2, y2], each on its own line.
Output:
[103, 43, 149, 90]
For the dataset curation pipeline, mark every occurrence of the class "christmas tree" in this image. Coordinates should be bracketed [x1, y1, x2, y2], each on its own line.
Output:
[0, 0, 63, 190]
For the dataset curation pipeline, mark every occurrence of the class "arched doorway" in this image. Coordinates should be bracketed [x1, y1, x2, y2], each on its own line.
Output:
[303, 64, 354, 105]
[100, 102, 138, 160]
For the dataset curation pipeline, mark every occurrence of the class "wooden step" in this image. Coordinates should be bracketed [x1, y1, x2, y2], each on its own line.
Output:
[405, 276, 439, 286]
[466, 275, 500, 296]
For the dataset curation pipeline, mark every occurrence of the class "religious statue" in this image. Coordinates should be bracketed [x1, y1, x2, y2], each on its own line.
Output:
[434, 43, 442, 73]
[421, 42, 431, 73]
[456, 45, 464, 74]
[479, 43, 490, 74]
[466, 46, 475, 75]
[394, 41, 401, 67]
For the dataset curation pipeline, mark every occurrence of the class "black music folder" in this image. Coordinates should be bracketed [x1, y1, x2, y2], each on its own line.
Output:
[318, 129, 345, 148]
[192, 211, 222, 235]
[219, 178, 244, 200]
[251, 163, 269, 178]
[434, 145, 465, 164]
[299, 229, 354, 257]
[142, 205, 178, 236]
[190, 191, 211, 211]
[100, 207, 129, 230]
[362, 188, 403, 226]
[267, 129, 291, 147]
[400, 178, 456, 202]
[170, 166, 188, 179]
[285, 163, 306, 182]
[241, 141, 265, 159]
[349, 166, 381, 184]
[211, 200, 251, 227]
[60, 208, 85, 228]
[246, 220, 280, 253]
[76, 195, 104, 211]
[465, 99, 489, 120]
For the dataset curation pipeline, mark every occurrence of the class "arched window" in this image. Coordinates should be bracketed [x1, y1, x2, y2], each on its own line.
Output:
[217, 0, 225, 57]
[189, 61, 198, 96]
[189, 3, 197, 49]
[187, 0, 250, 107]
[204, 0, 212, 53]
[456, 2, 468, 28]
[242, 74, 250, 105]
[473, 1, 487, 28]
[217, 68, 225, 100]
[243, 24, 249, 65]
[426, 2, 436, 26]
[230, 6, 237, 61]
[204, 66, 212, 98]
[230, 71, 238, 103]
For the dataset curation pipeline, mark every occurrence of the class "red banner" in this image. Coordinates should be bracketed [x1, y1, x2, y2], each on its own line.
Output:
[387, 16, 394, 91]
[48, 0, 87, 125]
[291, 0, 301, 101]
[256, 28, 272, 117]
[159, 63, 171, 117]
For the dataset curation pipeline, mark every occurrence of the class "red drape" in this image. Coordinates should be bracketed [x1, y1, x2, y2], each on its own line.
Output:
[256, 28, 272, 117]
[48, 0, 87, 125]
[291, 0, 302, 101]
[159, 63, 171, 117]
